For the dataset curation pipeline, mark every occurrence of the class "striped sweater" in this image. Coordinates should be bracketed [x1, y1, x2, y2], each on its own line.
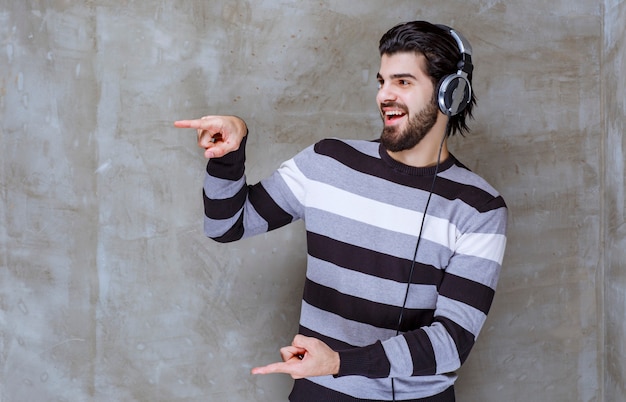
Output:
[203, 136, 508, 401]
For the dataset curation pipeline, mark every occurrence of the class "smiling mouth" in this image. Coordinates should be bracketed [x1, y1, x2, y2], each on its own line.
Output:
[382, 108, 407, 125]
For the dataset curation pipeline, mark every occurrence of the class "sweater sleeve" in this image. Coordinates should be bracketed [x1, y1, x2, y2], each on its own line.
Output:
[203, 135, 307, 242]
[336, 199, 508, 378]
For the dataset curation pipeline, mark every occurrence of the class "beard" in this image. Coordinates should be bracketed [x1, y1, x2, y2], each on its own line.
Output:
[380, 99, 439, 152]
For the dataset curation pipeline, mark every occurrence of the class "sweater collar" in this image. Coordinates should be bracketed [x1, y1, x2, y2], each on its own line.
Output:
[378, 143, 455, 176]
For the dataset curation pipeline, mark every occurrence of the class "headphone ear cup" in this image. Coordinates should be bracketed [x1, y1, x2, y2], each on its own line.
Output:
[437, 74, 472, 116]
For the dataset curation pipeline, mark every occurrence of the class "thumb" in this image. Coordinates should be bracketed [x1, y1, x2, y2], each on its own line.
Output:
[292, 335, 317, 350]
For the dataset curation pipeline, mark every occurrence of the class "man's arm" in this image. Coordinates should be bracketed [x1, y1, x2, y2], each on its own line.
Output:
[339, 202, 507, 378]
[252, 201, 507, 380]
[176, 115, 302, 242]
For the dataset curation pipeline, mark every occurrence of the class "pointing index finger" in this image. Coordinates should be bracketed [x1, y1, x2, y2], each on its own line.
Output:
[174, 119, 199, 128]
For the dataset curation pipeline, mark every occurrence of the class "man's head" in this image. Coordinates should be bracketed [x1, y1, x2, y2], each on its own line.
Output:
[377, 21, 476, 145]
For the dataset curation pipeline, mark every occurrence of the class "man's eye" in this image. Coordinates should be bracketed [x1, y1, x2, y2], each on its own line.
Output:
[399, 80, 409, 86]
[377, 81, 383, 89]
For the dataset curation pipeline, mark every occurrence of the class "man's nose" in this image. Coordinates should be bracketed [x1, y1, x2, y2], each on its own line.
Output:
[377, 83, 397, 103]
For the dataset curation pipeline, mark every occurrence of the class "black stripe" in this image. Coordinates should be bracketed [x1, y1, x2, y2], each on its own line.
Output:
[397, 308, 436, 333]
[314, 139, 506, 213]
[303, 279, 434, 330]
[299, 325, 355, 350]
[482, 194, 507, 213]
[439, 274, 495, 315]
[404, 317, 475, 375]
[290, 379, 352, 402]
[248, 183, 293, 231]
[437, 316, 475, 365]
[211, 213, 245, 243]
[314, 139, 442, 192]
[337, 341, 391, 378]
[437, 183, 506, 213]
[290, 378, 455, 401]
[203, 186, 247, 220]
[307, 231, 444, 286]
[403, 329, 437, 376]
[206, 135, 247, 180]
[204, 181, 292, 235]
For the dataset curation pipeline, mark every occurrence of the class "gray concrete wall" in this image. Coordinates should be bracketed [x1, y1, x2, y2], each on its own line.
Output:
[604, 0, 626, 401]
[0, 1, 620, 401]
[449, 2, 604, 401]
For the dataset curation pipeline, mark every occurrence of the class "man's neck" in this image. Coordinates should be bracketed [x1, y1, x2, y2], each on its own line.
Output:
[387, 142, 449, 168]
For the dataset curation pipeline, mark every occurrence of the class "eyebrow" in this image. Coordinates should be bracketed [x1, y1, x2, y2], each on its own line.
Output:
[376, 73, 418, 80]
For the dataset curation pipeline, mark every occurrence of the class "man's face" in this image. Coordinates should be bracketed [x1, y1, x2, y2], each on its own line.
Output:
[376, 52, 439, 152]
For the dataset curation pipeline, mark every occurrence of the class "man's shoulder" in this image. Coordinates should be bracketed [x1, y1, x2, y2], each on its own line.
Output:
[311, 137, 380, 158]
[442, 156, 507, 211]
[445, 157, 500, 194]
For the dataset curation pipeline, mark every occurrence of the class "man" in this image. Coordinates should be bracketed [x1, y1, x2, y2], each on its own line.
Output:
[176, 20, 507, 402]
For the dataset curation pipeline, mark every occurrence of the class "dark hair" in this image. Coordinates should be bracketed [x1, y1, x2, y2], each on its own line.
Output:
[379, 21, 476, 136]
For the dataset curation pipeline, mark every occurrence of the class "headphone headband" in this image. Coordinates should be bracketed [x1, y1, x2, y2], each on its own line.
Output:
[447, 28, 472, 57]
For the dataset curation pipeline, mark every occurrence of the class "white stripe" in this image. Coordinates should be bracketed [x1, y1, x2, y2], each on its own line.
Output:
[456, 233, 507, 263]
[278, 159, 458, 247]
[280, 159, 506, 263]
[277, 159, 308, 205]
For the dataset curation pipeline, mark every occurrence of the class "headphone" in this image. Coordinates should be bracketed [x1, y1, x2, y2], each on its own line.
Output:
[435, 24, 474, 117]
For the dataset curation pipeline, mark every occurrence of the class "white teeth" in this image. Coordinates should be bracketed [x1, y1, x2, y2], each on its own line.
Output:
[385, 110, 404, 116]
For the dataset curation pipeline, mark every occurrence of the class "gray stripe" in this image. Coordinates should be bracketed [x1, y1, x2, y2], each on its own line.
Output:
[306, 208, 454, 263]
[341, 139, 381, 158]
[203, 204, 269, 239]
[437, 296, 486, 336]
[296, 155, 435, 213]
[203, 171, 245, 199]
[300, 301, 395, 346]
[307, 371, 455, 400]
[423, 323, 462, 374]
[381, 335, 413, 377]
[307, 256, 438, 309]
[446, 254, 501, 288]
[439, 163, 499, 197]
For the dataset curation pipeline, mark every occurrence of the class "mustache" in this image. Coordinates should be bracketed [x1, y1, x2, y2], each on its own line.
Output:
[380, 102, 408, 112]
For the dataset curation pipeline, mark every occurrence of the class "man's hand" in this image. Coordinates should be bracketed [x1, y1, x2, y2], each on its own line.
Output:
[251, 335, 340, 379]
[174, 115, 247, 159]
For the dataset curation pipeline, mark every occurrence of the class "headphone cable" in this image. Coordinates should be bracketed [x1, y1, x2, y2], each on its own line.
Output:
[391, 120, 450, 401]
